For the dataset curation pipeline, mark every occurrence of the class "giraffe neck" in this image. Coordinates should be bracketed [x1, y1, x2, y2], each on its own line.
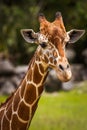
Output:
[0, 47, 49, 130]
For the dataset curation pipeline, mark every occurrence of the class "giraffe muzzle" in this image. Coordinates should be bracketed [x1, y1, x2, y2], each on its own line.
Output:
[57, 69, 72, 82]
[55, 64, 72, 82]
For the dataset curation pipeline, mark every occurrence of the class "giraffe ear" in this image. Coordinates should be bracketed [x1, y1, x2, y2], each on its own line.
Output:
[21, 29, 38, 44]
[67, 29, 85, 43]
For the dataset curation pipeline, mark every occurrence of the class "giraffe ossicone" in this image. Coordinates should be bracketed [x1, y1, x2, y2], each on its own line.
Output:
[0, 12, 85, 130]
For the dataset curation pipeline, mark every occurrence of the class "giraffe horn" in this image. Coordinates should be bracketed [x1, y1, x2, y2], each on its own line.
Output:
[54, 11, 66, 33]
[38, 13, 47, 23]
[55, 11, 62, 19]
[54, 11, 63, 24]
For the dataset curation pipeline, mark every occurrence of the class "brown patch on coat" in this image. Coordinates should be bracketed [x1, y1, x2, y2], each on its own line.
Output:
[33, 63, 42, 84]
[11, 114, 27, 130]
[18, 101, 30, 121]
[24, 83, 36, 105]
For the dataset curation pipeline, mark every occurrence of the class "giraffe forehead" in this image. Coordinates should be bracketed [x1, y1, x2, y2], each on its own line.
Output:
[40, 26, 68, 46]
[40, 22, 66, 34]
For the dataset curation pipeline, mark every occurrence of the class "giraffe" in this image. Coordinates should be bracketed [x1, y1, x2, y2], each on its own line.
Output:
[0, 12, 85, 130]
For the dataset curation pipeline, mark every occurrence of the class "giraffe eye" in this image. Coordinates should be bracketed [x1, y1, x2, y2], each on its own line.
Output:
[40, 42, 47, 48]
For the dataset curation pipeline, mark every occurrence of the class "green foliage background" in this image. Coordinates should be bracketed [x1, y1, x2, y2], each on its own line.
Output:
[0, 0, 87, 64]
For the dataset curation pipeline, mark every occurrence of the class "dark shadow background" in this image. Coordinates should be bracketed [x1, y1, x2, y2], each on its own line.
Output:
[0, 0, 87, 65]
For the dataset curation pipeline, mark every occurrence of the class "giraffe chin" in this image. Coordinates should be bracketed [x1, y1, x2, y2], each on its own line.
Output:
[56, 70, 72, 82]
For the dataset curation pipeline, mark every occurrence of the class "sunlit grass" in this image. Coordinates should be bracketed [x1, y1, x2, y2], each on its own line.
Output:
[29, 92, 87, 130]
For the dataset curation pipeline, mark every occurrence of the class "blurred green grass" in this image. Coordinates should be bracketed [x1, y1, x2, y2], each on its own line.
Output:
[0, 81, 87, 130]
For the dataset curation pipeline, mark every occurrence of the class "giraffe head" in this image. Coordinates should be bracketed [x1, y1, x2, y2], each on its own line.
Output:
[21, 12, 85, 82]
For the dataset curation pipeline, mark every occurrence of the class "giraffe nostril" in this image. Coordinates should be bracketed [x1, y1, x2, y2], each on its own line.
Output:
[67, 64, 70, 69]
[59, 64, 64, 71]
